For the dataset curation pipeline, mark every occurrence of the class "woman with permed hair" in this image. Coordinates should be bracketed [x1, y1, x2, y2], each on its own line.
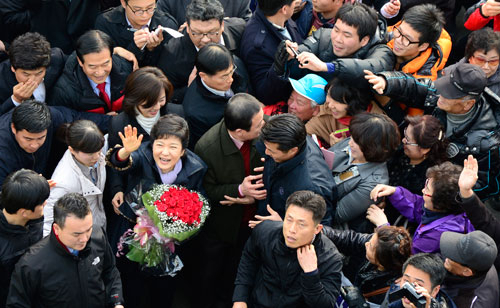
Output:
[369, 162, 474, 254]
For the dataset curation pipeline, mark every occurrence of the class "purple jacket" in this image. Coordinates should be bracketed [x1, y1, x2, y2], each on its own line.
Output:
[389, 187, 474, 254]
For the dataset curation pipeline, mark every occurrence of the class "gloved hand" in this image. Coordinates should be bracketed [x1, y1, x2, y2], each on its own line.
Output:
[273, 40, 289, 76]
[342, 286, 369, 308]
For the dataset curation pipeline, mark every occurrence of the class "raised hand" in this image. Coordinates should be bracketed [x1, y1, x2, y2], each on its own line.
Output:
[12, 80, 38, 102]
[459, 155, 478, 198]
[370, 184, 397, 201]
[297, 52, 327, 72]
[297, 244, 318, 273]
[249, 204, 282, 228]
[364, 70, 387, 94]
[118, 125, 143, 159]
[366, 204, 389, 227]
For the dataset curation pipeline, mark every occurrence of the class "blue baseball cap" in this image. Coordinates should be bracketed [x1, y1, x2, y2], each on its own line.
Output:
[289, 74, 327, 105]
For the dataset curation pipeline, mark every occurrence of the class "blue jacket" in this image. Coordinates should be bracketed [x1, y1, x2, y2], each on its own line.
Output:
[240, 8, 303, 105]
[256, 136, 336, 225]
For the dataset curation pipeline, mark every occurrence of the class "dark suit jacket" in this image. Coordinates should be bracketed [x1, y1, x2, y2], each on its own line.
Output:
[194, 120, 263, 243]
[95, 6, 178, 66]
[0, 48, 66, 115]
[156, 17, 245, 103]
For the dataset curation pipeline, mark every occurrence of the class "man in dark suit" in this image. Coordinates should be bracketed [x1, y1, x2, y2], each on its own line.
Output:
[95, 0, 178, 66]
[156, 0, 245, 103]
[0, 32, 66, 115]
[194, 93, 265, 308]
[48, 30, 133, 114]
[240, 0, 303, 105]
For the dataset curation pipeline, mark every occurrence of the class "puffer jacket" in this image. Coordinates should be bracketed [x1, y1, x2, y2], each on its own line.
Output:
[289, 16, 395, 86]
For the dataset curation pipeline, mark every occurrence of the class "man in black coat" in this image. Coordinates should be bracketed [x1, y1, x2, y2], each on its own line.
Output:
[240, 0, 303, 106]
[49, 30, 133, 114]
[256, 114, 336, 226]
[0, 170, 50, 307]
[277, 3, 394, 88]
[232, 190, 342, 308]
[157, 0, 251, 25]
[0, 101, 110, 187]
[7, 193, 124, 308]
[95, 0, 178, 67]
[156, 0, 245, 103]
[183, 43, 250, 149]
[0, 32, 66, 115]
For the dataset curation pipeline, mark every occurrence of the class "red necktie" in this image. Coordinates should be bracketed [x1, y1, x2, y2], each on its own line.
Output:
[239, 141, 251, 176]
[97, 82, 111, 109]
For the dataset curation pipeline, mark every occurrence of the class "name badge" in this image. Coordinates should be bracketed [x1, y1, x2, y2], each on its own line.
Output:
[334, 166, 360, 185]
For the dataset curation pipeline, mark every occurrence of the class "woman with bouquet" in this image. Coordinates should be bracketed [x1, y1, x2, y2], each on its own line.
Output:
[106, 114, 207, 308]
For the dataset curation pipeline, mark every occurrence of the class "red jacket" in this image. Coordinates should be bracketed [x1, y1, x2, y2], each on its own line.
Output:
[464, 3, 500, 32]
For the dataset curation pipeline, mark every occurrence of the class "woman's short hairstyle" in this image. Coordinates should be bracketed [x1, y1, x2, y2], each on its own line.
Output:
[63, 120, 104, 153]
[465, 28, 500, 60]
[426, 162, 463, 214]
[406, 115, 448, 165]
[122, 67, 173, 117]
[195, 43, 234, 76]
[349, 113, 400, 162]
[326, 78, 372, 116]
[374, 226, 412, 273]
[150, 114, 190, 149]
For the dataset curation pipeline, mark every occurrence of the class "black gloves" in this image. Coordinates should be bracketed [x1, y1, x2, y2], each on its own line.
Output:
[273, 40, 289, 76]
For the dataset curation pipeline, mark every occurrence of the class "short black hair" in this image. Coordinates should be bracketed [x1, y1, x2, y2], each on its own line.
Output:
[185, 0, 224, 24]
[195, 43, 234, 76]
[349, 113, 400, 162]
[9, 32, 51, 70]
[426, 162, 463, 214]
[64, 120, 104, 153]
[75, 30, 114, 64]
[1, 169, 50, 214]
[335, 3, 378, 41]
[260, 114, 306, 152]
[257, 0, 294, 16]
[401, 4, 445, 46]
[53, 193, 91, 229]
[406, 115, 448, 165]
[224, 93, 262, 131]
[465, 28, 500, 60]
[403, 253, 446, 289]
[12, 100, 52, 133]
[286, 190, 326, 224]
[123, 67, 173, 117]
[151, 114, 190, 149]
[326, 78, 371, 116]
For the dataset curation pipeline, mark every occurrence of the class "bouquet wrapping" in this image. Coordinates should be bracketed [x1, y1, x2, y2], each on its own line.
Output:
[117, 184, 210, 276]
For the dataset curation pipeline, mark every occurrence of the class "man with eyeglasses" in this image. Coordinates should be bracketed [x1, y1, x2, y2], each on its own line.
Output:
[372, 4, 449, 128]
[157, 0, 246, 104]
[444, 28, 500, 96]
[365, 63, 500, 200]
[96, 0, 178, 67]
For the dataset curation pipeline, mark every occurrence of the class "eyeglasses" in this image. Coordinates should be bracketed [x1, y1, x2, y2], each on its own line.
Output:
[471, 55, 500, 66]
[190, 30, 220, 39]
[402, 127, 419, 147]
[423, 178, 432, 197]
[126, 3, 156, 16]
[220, 65, 237, 81]
[393, 26, 420, 47]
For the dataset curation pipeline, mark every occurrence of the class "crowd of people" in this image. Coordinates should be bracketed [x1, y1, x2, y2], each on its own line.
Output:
[1, 0, 500, 307]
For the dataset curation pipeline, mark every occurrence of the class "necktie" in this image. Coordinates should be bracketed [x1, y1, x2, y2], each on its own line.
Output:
[97, 82, 111, 109]
[239, 141, 251, 176]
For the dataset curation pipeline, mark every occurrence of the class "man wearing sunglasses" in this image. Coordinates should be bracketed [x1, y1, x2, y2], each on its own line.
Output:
[96, 0, 178, 66]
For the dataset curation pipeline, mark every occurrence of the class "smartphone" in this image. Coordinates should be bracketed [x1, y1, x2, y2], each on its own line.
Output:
[289, 46, 300, 58]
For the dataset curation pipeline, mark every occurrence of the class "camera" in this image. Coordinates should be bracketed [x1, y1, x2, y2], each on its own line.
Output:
[388, 282, 427, 308]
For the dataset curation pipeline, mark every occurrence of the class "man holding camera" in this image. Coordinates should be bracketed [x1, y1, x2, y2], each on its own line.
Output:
[380, 253, 455, 308]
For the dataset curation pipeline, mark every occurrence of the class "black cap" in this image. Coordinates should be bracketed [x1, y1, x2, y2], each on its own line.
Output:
[435, 63, 487, 99]
[440, 231, 497, 272]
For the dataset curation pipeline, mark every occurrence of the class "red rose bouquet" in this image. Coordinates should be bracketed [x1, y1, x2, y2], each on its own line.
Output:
[117, 184, 210, 276]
